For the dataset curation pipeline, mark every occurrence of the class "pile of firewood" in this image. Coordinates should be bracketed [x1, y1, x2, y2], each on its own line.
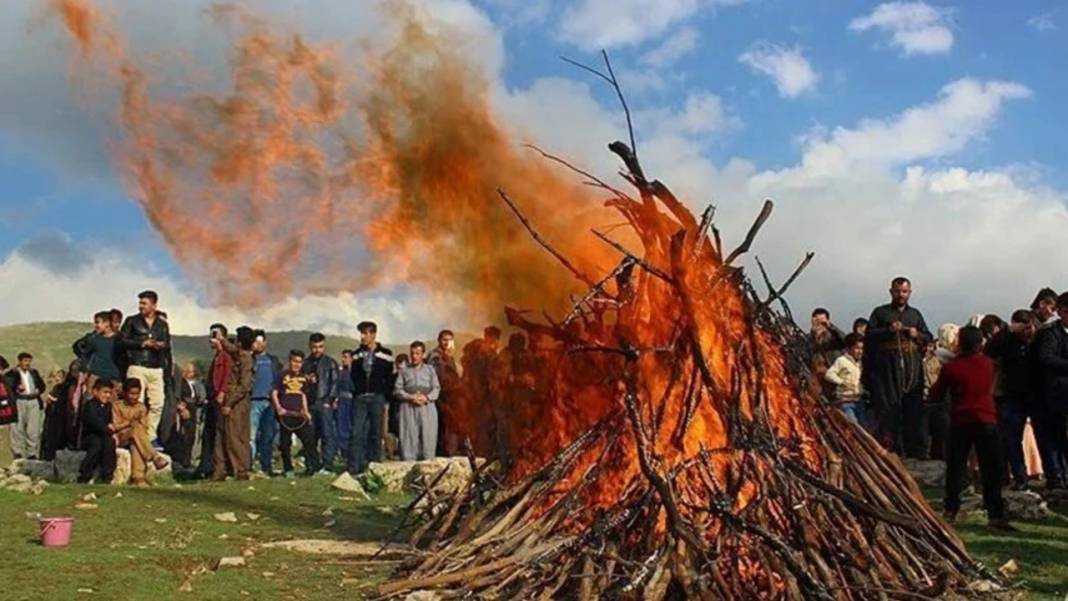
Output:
[377, 56, 997, 600]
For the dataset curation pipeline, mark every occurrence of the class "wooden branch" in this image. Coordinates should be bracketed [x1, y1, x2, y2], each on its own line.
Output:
[724, 199, 773, 266]
[560, 51, 637, 157]
[497, 188, 596, 287]
[562, 258, 636, 326]
[522, 143, 638, 204]
[756, 252, 814, 311]
[591, 229, 675, 284]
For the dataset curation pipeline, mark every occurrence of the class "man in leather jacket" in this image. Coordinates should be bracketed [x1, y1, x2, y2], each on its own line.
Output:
[303, 332, 339, 474]
[120, 290, 171, 444]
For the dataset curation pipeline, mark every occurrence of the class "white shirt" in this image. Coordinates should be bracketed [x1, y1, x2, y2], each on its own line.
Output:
[824, 354, 862, 402]
[18, 369, 37, 396]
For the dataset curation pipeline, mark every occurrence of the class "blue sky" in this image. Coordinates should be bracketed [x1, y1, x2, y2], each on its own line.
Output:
[0, 0, 1066, 337]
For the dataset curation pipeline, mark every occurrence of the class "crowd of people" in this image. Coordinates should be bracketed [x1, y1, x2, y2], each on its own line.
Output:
[810, 278, 1068, 529]
[2, 280, 1067, 530]
[0, 290, 484, 484]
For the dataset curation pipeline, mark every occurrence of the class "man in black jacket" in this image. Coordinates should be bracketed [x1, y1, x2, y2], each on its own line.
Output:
[986, 309, 1042, 490]
[120, 290, 171, 444]
[5, 352, 47, 459]
[303, 332, 339, 474]
[864, 277, 933, 458]
[1037, 292, 1068, 489]
[347, 321, 394, 474]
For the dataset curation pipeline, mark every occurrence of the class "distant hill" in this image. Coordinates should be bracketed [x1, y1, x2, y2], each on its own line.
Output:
[0, 321, 445, 374]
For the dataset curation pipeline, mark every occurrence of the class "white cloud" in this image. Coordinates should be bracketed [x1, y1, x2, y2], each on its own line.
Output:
[641, 26, 699, 67]
[849, 1, 954, 56]
[638, 92, 740, 136]
[0, 241, 448, 341]
[499, 76, 1066, 330]
[738, 42, 819, 98]
[558, 0, 747, 50]
[1027, 12, 1057, 32]
[787, 78, 1031, 176]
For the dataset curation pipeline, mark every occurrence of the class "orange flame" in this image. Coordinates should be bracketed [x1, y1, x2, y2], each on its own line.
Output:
[46, 0, 620, 321]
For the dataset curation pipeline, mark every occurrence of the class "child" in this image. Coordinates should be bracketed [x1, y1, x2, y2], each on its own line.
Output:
[83, 311, 122, 389]
[273, 350, 320, 478]
[928, 325, 1011, 530]
[112, 378, 170, 486]
[78, 379, 117, 483]
[824, 333, 864, 424]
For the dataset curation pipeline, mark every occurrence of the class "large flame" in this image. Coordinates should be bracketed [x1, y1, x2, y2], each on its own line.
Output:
[46, 0, 621, 319]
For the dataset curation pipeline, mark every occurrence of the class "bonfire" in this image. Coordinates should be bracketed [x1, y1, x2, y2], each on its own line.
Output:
[379, 56, 994, 601]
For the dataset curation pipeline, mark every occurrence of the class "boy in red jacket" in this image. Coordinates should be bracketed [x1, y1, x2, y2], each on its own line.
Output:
[928, 325, 1011, 529]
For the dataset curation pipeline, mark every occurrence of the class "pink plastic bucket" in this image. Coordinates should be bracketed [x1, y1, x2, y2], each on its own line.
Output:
[39, 517, 73, 547]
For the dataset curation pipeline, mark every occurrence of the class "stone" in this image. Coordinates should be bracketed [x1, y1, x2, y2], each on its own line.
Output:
[998, 559, 1019, 578]
[215, 557, 246, 569]
[246, 513, 261, 521]
[11, 458, 56, 481]
[901, 458, 946, 488]
[962, 489, 1048, 520]
[330, 473, 370, 499]
[404, 592, 442, 601]
[7, 480, 33, 493]
[367, 461, 416, 494]
[178, 581, 193, 593]
[404, 457, 481, 496]
[53, 450, 85, 483]
[6, 474, 33, 486]
[259, 539, 412, 557]
[214, 512, 239, 523]
[28, 480, 49, 495]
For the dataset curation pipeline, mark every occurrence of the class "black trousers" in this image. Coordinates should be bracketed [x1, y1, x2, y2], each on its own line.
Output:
[944, 422, 1005, 519]
[901, 388, 928, 459]
[166, 405, 198, 469]
[78, 433, 116, 483]
[195, 403, 217, 477]
[280, 421, 320, 474]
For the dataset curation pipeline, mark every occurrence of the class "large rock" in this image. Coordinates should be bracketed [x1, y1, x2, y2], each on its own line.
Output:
[367, 461, 418, 494]
[961, 489, 1049, 519]
[405, 457, 481, 496]
[49, 448, 171, 485]
[902, 458, 946, 488]
[331, 473, 371, 500]
[53, 449, 85, 483]
[365, 456, 483, 496]
[11, 458, 56, 481]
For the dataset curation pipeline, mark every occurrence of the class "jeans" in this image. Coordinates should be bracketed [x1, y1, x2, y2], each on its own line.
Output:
[1041, 410, 1068, 484]
[944, 422, 1005, 520]
[313, 404, 339, 471]
[838, 402, 861, 424]
[337, 396, 353, 466]
[997, 399, 1029, 487]
[348, 393, 385, 474]
[250, 399, 276, 472]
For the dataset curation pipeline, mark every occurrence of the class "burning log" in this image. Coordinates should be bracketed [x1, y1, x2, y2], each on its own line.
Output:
[377, 134, 997, 600]
[377, 49, 995, 600]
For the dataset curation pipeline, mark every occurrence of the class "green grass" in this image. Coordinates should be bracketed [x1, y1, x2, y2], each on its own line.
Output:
[0, 475, 407, 601]
[921, 486, 1068, 600]
[2, 467, 1067, 599]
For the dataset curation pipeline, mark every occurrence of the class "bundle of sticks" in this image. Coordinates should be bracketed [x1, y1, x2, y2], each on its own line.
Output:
[378, 57, 996, 600]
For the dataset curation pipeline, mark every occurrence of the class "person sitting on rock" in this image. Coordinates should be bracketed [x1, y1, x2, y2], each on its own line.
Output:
[78, 378, 117, 484]
[112, 378, 169, 487]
